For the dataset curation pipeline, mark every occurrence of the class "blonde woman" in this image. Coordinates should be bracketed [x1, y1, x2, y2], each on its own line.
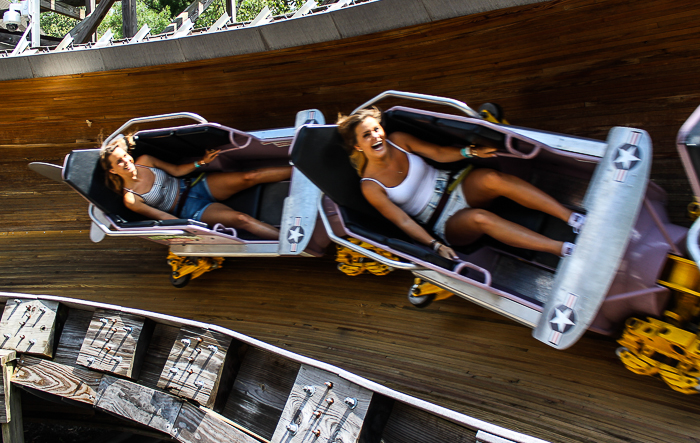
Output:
[100, 135, 291, 239]
[337, 108, 583, 260]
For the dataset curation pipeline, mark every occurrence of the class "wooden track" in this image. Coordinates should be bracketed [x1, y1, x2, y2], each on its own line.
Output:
[3, 0, 700, 441]
[4, 144, 700, 442]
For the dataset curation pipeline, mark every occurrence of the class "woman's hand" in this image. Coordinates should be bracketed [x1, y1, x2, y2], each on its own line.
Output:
[201, 149, 221, 165]
[436, 243, 459, 260]
[470, 146, 498, 158]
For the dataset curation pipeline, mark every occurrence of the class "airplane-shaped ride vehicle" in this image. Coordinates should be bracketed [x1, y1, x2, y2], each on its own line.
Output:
[30, 111, 331, 287]
[289, 90, 689, 352]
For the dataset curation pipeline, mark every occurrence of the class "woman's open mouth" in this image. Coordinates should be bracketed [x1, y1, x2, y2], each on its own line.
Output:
[371, 140, 383, 150]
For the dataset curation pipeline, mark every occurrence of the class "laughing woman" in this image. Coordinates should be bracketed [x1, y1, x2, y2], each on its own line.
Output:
[337, 107, 584, 260]
[100, 135, 291, 240]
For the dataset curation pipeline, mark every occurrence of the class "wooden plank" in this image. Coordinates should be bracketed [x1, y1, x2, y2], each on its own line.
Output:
[381, 401, 477, 443]
[12, 355, 101, 405]
[0, 298, 66, 358]
[40, 0, 86, 20]
[76, 308, 154, 379]
[137, 323, 181, 390]
[0, 350, 16, 423]
[172, 402, 260, 443]
[121, 0, 137, 38]
[271, 364, 372, 443]
[95, 375, 183, 435]
[223, 347, 299, 440]
[157, 326, 233, 407]
[0, 351, 22, 443]
[68, 0, 118, 44]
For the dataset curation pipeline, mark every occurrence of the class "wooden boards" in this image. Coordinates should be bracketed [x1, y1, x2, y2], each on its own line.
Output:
[0, 299, 66, 358]
[76, 309, 153, 379]
[271, 364, 372, 443]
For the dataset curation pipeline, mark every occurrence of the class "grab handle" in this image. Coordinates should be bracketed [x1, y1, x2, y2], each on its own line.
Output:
[352, 90, 481, 119]
[230, 130, 253, 149]
[103, 112, 208, 147]
[453, 261, 492, 286]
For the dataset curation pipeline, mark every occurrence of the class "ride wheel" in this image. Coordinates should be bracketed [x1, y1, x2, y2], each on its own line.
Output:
[408, 278, 453, 308]
[477, 103, 509, 125]
[335, 239, 398, 276]
[166, 252, 224, 287]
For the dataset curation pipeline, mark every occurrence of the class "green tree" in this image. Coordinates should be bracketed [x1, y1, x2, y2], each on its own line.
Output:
[40, 11, 79, 38]
[40, 0, 305, 40]
[97, 1, 172, 39]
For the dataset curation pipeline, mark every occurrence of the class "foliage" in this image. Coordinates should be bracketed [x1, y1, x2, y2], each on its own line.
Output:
[97, 1, 172, 39]
[40, 11, 79, 38]
[39, 0, 305, 40]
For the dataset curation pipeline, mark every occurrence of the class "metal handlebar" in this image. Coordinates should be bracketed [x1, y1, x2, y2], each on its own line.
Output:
[316, 195, 424, 271]
[89, 204, 189, 237]
[351, 90, 482, 119]
[103, 112, 209, 147]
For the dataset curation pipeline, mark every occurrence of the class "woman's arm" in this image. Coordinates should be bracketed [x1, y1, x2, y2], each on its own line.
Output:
[136, 149, 220, 177]
[388, 132, 496, 163]
[124, 191, 178, 220]
[362, 181, 458, 259]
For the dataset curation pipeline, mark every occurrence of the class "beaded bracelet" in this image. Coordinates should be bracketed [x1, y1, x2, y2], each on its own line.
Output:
[460, 146, 473, 158]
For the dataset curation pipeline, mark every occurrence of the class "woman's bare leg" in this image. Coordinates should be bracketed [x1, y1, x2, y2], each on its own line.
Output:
[206, 166, 292, 201]
[201, 203, 279, 240]
[445, 208, 564, 256]
[462, 169, 572, 222]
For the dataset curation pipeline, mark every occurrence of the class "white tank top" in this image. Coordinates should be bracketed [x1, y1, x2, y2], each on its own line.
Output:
[361, 141, 438, 216]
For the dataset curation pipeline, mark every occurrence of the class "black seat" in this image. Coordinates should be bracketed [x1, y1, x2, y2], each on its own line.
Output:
[291, 125, 456, 270]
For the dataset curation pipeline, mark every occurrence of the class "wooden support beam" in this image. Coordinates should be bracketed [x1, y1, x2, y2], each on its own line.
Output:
[0, 299, 67, 359]
[40, 0, 86, 20]
[76, 309, 154, 380]
[121, 0, 137, 39]
[0, 350, 22, 443]
[157, 326, 234, 408]
[13, 355, 102, 405]
[163, 0, 217, 34]
[85, 0, 96, 43]
[172, 402, 261, 443]
[225, 0, 236, 22]
[271, 364, 373, 443]
[68, 0, 117, 44]
[95, 375, 183, 435]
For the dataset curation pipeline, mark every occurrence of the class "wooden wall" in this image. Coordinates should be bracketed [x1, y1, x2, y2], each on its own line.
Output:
[1, 0, 700, 219]
[3, 0, 700, 442]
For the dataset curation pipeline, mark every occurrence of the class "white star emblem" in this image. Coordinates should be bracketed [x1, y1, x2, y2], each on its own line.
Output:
[287, 226, 304, 243]
[550, 307, 575, 332]
[614, 145, 640, 170]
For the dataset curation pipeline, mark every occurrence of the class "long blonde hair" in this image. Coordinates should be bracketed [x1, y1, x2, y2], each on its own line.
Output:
[336, 107, 382, 176]
[99, 134, 136, 194]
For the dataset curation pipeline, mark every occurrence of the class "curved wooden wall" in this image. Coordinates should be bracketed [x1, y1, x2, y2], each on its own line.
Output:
[3, 0, 700, 441]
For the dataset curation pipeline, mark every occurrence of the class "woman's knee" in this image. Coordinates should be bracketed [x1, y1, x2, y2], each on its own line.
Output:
[473, 169, 506, 192]
[461, 208, 496, 232]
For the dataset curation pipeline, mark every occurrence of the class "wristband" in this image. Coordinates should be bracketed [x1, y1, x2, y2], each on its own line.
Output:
[194, 161, 201, 168]
[432, 241, 443, 252]
[460, 146, 473, 158]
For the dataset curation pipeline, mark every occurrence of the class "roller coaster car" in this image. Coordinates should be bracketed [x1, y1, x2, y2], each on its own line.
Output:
[290, 91, 687, 350]
[30, 111, 331, 285]
[613, 105, 700, 393]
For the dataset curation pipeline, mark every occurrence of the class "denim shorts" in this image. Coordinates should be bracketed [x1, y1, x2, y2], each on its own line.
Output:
[414, 170, 451, 224]
[178, 177, 215, 221]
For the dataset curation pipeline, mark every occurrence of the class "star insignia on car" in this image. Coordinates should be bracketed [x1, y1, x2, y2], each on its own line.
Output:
[287, 225, 304, 243]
